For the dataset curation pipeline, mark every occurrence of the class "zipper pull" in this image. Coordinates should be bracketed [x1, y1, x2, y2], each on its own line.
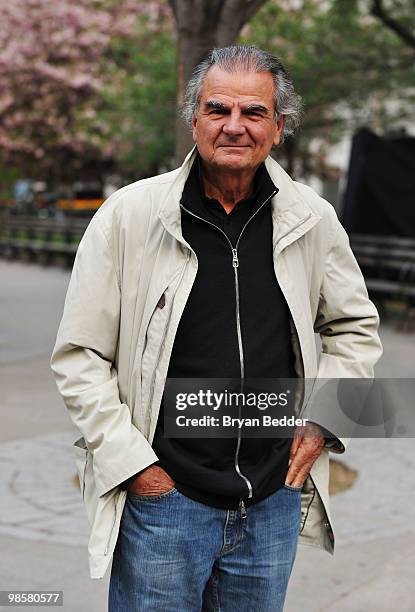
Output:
[232, 249, 239, 268]
[239, 499, 247, 519]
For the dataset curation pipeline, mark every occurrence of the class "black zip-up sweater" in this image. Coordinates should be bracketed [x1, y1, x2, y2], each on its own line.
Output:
[127, 157, 295, 509]
[152, 154, 297, 509]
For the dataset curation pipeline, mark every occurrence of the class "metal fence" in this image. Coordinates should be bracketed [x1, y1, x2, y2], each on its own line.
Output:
[1, 209, 414, 315]
[0, 209, 89, 267]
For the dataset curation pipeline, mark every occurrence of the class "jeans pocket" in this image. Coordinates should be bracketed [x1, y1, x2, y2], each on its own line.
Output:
[127, 487, 178, 502]
[284, 483, 303, 492]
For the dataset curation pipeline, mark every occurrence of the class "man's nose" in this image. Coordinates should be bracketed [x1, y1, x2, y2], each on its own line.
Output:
[222, 111, 246, 136]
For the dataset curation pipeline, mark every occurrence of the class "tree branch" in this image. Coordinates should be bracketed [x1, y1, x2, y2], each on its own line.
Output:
[216, 0, 268, 47]
[371, 0, 415, 49]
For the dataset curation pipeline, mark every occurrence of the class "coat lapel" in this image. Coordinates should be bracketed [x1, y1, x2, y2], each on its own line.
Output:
[159, 147, 322, 252]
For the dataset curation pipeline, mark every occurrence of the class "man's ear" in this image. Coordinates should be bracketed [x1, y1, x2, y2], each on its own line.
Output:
[192, 116, 197, 142]
[273, 115, 285, 146]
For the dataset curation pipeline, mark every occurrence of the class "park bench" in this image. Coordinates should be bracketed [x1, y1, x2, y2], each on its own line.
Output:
[350, 233, 415, 327]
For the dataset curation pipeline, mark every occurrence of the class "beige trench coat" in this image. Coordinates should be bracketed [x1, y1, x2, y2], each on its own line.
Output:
[51, 147, 382, 579]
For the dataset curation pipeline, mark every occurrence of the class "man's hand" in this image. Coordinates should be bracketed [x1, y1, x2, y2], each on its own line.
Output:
[127, 465, 176, 496]
[285, 422, 325, 488]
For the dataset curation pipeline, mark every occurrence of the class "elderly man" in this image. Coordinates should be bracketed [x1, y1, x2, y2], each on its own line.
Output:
[51, 46, 382, 611]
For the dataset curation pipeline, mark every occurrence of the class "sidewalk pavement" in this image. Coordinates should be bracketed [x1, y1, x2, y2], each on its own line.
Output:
[1, 260, 414, 611]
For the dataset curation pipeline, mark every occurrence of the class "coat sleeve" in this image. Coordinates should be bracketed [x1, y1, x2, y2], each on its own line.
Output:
[304, 205, 383, 452]
[50, 212, 159, 497]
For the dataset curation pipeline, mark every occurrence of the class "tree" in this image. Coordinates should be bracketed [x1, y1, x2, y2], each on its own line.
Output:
[168, 0, 268, 161]
[371, 0, 415, 49]
[242, 0, 415, 178]
[2, 0, 413, 185]
[0, 0, 156, 182]
[98, 7, 177, 177]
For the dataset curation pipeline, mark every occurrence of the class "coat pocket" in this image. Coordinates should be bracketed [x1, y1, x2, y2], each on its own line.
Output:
[73, 436, 88, 501]
[140, 262, 188, 423]
[141, 284, 176, 409]
[73, 436, 99, 526]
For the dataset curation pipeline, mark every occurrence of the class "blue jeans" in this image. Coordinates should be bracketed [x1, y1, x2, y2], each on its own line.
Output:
[109, 484, 301, 612]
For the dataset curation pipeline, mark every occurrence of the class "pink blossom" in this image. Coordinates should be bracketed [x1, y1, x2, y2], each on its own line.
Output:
[0, 0, 170, 169]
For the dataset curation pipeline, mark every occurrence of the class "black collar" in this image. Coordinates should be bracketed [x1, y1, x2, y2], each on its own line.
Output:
[181, 151, 278, 219]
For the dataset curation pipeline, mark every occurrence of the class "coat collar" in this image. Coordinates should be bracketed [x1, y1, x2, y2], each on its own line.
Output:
[159, 146, 322, 250]
[264, 154, 322, 254]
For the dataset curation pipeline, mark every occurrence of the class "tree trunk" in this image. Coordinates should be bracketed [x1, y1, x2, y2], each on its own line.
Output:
[169, 0, 268, 163]
[174, 28, 217, 164]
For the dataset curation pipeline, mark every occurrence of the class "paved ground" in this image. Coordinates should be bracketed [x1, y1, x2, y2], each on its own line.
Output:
[1, 260, 414, 611]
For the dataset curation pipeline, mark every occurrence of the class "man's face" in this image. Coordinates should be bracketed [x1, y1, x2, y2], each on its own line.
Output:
[192, 66, 285, 173]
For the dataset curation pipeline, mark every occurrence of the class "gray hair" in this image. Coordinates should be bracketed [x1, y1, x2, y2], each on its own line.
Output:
[181, 45, 303, 143]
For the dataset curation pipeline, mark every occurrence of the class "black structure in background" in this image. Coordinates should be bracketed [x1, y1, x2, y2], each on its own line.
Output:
[342, 128, 415, 237]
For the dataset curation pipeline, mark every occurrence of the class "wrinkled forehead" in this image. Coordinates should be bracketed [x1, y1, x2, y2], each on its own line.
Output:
[199, 66, 276, 108]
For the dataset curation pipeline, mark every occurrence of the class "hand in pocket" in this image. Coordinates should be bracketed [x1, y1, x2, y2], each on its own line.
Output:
[128, 465, 176, 496]
[285, 422, 325, 487]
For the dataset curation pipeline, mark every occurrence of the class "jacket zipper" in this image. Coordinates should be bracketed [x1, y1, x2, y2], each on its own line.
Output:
[180, 189, 277, 504]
